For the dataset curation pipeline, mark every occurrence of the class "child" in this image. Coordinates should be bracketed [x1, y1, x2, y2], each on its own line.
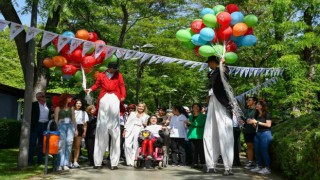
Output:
[140, 115, 163, 159]
[85, 105, 97, 166]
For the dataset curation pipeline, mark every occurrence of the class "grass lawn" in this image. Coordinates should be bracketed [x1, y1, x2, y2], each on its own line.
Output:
[0, 148, 52, 180]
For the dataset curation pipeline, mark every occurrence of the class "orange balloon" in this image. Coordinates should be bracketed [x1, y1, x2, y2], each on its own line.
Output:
[233, 23, 248, 36]
[94, 71, 100, 79]
[43, 58, 55, 68]
[76, 29, 89, 40]
[84, 67, 94, 74]
[53, 56, 67, 67]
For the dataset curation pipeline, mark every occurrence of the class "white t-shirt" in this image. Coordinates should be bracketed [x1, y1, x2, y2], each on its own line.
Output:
[125, 112, 149, 129]
[74, 110, 89, 124]
[38, 102, 49, 123]
[145, 124, 162, 138]
[168, 114, 188, 138]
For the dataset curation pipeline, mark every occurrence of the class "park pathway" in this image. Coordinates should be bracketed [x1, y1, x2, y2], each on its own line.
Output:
[30, 162, 283, 180]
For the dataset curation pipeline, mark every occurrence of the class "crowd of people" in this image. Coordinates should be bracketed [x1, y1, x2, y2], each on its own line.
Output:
[28, 57, 273, 176]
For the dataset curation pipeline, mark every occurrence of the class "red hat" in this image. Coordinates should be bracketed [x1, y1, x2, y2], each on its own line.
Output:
[127, 104, 136, 110]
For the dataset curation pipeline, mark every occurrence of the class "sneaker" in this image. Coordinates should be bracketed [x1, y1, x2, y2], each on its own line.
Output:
[73, 162, 80, 168]
[223, 169, 234, 176]
[205, 168, 218, 173]
[69, 162, 74, 169]
[57, 166, 62, 171]
[139, 155, 144, 159]
[63, 166, 70, 171]
[258, 167, 271, 175]
[250, 166, 262, 172]
[147, 155, 153, 159]
[244, 161, 255, 169]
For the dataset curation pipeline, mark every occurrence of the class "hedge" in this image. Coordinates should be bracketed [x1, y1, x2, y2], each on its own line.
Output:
[270, 112, 320, 179]
[0, 119, 21, 148]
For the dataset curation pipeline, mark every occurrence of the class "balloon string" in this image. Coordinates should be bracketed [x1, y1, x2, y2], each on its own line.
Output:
[81, 65, 87, 90]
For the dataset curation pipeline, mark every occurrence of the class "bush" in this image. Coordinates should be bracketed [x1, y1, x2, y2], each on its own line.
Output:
[0, 119, 21, 148]
[270, 112, 320, 180]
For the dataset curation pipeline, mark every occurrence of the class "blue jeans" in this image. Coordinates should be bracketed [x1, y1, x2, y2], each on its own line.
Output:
[57, 122, 74, 166]
[254, 130, 272, 167]
[28, 122, 48, 165]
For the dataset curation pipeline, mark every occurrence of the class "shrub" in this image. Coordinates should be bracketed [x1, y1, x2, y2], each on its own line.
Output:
[270, 112, 320, 179]
[0, 119, 21, 148]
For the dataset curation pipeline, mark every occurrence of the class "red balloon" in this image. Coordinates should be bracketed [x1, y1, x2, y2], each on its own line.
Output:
[194, 46, 201, 57]
[217, 12, 232, 26]
[62, 64, 77, 75]
[68, 60, 81, 68]
[217, 26, 233, 41]
[244, 27, 254, 35]
[190, 20, 206, 33]
[82, 56, 96, 68]
[71, 49, 83, 63]
[52, 96, 59, 108]
[96, 49, 107, 64]
[226, 41, 237, 52]
[52, 37, 59, 47]
[61, 52, 73, 61]
[60, 43, 70, 54]
[95, 40, 106, 45]
[226, 4, 239, 14]
[211, 30, 218, 43]
[88, 32, 98, 42]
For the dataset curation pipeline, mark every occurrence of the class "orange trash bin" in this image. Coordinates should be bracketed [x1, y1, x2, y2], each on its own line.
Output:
[43, 131, 60, 155]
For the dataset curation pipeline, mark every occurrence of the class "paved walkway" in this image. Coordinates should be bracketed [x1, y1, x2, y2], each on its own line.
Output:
[30, 162, 283, 180]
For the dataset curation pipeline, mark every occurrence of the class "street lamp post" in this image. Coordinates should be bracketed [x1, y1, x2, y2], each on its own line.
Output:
[133, 44, 155, 104]
[168, 88, 177, 109]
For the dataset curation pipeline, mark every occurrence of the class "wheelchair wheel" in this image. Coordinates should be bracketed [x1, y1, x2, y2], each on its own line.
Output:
[134, 160, 139, 168]
[158, 161, 163, 169]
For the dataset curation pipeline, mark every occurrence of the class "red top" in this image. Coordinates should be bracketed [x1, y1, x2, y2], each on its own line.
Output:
[90, 71, 126, 112]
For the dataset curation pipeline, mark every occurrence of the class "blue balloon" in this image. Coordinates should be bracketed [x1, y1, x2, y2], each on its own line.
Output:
[62, 31, 75, 38]
[191, 34, 207, 46]
[231, 12, 244, 25]
[200, 8, 215, 17]
[230, 35, 244, 43]
[200, 27, 215, 41]
[62, 74, 73, 80]
[241, 35, 257, 46]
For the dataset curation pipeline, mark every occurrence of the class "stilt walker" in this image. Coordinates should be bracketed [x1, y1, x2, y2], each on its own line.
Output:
[85, 61, 126, 170]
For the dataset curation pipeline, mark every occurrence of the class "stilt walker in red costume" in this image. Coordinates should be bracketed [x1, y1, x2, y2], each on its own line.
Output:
[85, 61, 126, 170]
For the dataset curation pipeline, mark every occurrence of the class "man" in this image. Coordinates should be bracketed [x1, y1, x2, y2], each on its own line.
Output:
[85, 61, 126, 170]
[243, 95, 258, 169]
[203, 56, 234, 175]
[28, 92, 52, 166]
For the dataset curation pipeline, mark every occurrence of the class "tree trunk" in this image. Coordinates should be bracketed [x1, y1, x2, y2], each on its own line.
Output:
[17, 0, 38, 168]
[118, 3, 128, 47]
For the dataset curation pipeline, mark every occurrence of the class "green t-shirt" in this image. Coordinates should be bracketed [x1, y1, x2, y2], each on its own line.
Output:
[187, 113, 206, 139]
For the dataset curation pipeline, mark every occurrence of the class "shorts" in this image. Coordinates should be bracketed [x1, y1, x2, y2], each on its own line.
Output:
[77, 124, 84, 137]
[244, 133, 256, 143]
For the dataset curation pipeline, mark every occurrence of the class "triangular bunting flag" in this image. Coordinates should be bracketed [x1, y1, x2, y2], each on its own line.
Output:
[133, 52, 145, 59]
[25, 27, 42, 42]
[265, 69, 270, 76]
[94, 43, 106, 59]
[234, 67, 241, 76]
[177, 60, 186, 64]
[244, 68, 250, 77]
[148, 55, 160, 64]
[199, 63, 208, 72]
[82, 41, 95, 57]
[228, 66, 235, 75]
[184, 61, 194, 67]
[69, 38, 83, 53]
[57, 35, 72, 52]
[0, 19, 10, 31]
[253, 68, 259, 77]
[116, 48, 127, 58]
[41, 31, 58, 47]
[248, 68, 255, 77]
[239, 68, 246, 77]
[190, 62, 201, 69]
[155, 57, 165, 64]
[141, 53, 152, 64]
[10, 22, 25, 41]
[123, 50, 136, 60]
[104, 46, 116, 60]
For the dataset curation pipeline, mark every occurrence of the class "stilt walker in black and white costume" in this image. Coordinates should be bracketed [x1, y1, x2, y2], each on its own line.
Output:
[203, 56, 234, 175]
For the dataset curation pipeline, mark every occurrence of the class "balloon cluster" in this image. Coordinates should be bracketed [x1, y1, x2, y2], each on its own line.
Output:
[176, 4, 258, 64]
[42, 29, 118, 81]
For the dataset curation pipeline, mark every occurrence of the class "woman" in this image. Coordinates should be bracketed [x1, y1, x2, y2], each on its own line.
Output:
[85, 105, 97, 166]
[54, 93, 77, 171]
[186, 103, 206, 169]
[248, 100, 272, 175]
[70, 99, 89, 168]
[168, 105, 189, 166]
[123, 102, 149, 166]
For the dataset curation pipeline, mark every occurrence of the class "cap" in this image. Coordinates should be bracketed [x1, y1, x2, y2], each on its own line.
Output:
[206, 56, 219, 63]
[183, 106, 190, 112]
[107, 62, 119, 70]
[127, 104, 136, 110]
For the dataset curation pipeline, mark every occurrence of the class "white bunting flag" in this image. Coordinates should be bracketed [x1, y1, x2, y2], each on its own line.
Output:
[69, 38, 83, 53]
[57, 35, 72, 52]
[184, 61, 194, 67]
[155, 57, 165, 64]
[10, 22, 25, 41]
[82, 41, 95, 57]
[123, 50, 136, 60]
[104, 46, 116, 60]
[148, 55, 160, 64]
[190, 62, 202, 69]
[141, 53, 152, 64]
[0, 19, 10, 31]
[177, 60, 186, 64]
[94, 43, 106, 59]
[199, 63, 208, 72]
[133, 52, 145, 59]
[41, 31, 58, 47]
[25, 27, 42, 42]
[239, 68, 245, 77]
[116, 48, 127, 58]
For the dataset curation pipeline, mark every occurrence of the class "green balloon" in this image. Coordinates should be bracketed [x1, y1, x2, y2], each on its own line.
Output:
[54, 67, 63, 76]
[109, 55, 118, 62]
[182, 41, 196, 50]
[225, 52, 238, 64]
[212, 45, 224, 57]
[186, 28, 196, 36]
[244, 15, 258, 27]
[203, 14, 217, 28]
[213, 5, 225, 15]
[99, 66, 107, 72]
[176, 29, 192, 42]
[47, 45, 58, 57]
[74, 71, 82, 82]
[199, 45, 215, 57]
